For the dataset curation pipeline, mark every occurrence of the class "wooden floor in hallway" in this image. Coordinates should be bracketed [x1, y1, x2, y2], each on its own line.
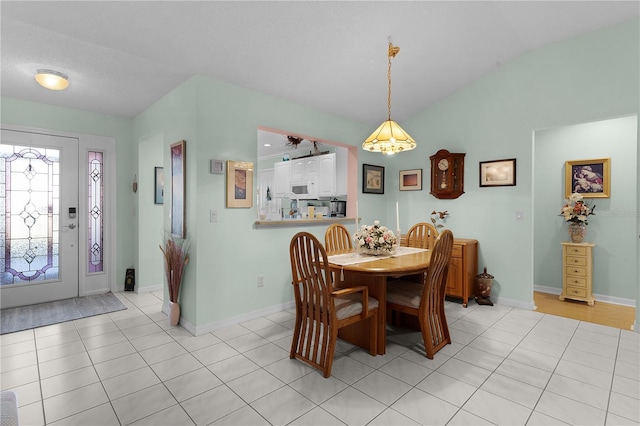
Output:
[534, 291, 635, 331]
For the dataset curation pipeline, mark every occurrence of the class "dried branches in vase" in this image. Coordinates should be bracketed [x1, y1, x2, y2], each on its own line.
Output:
[159, 235, 190, 303]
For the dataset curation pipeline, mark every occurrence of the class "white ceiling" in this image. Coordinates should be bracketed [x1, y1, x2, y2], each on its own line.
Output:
[2, 1, 638, 137]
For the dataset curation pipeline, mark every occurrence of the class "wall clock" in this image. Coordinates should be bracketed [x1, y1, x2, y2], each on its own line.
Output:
[430, 149, 465, 199]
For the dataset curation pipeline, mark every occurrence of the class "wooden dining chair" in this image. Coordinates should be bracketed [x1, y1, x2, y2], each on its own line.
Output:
[289, 232, 378, 377]
[324, 223, 352, 253]
[404, 222, 438, 250]
[387, 229, 454, 359]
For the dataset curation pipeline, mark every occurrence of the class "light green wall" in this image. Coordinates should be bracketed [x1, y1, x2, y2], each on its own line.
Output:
[138, 133, 164, 290]
[534, 116, 637, 299]
[396, 19, 639, 305]
[0, 97, 136, 290]
[133, 76, 370, 327]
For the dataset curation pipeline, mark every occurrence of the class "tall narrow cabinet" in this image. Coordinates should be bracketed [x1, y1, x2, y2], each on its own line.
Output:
[446, 238, 478, 307]
[560, 242, 595, 306]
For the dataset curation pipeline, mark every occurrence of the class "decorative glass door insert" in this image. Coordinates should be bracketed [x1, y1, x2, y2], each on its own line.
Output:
[1, 129, 79, 308]
[0, 144, 60, 283]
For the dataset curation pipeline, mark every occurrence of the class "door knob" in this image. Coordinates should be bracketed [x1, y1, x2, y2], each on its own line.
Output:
[67, 223, 76, 229]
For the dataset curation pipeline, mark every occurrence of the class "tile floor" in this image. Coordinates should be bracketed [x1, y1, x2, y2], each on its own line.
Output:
[1, 291, 639, 426]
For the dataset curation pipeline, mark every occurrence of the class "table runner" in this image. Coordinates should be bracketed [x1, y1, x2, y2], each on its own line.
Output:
[328, 246, 427, 267]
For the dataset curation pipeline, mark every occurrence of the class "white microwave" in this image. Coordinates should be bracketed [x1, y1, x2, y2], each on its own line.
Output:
[290, 178, 317, 199]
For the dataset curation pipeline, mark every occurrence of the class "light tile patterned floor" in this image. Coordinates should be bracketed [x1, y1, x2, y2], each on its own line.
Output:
[1, 291, 638, 425]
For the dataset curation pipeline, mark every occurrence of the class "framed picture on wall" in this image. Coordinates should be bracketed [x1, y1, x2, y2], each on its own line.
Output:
[226, 160, 254, 208]
[170, 140, 186, 238]
[399, 169, 422, 191]
[479, 158, 516, 187]
[154, 167, 164, 204]
[565, 158, 610, 198]
[363, 164, 385, 194]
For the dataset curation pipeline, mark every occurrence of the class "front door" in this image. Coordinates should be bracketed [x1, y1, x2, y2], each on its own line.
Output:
[1, 129, 79, 308]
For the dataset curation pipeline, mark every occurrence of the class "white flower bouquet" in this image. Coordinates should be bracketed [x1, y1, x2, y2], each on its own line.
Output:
[560, 193, 595, 225]
[354, 220, 398, 255]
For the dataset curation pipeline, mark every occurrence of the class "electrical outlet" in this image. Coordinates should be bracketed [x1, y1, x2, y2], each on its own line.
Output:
[210, 209, 218, 222]
[257, 275, 264, 287]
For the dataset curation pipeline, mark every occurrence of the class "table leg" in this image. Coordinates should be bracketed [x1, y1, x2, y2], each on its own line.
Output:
[336, 273, 387, 355]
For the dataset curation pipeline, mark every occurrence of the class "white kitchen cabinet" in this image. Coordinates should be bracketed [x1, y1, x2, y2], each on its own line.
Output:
[335, 147, 348, 196]
[274, 151, 346, 199]
[291, 157, 318, 182]
[274, 161, 290, 197]
[317, 153, 336, 197]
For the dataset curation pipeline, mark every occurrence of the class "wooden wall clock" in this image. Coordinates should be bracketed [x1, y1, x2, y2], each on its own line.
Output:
[430, 149, 465, 199]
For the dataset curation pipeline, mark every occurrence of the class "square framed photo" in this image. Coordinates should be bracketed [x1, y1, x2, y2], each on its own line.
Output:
[170, 140, 186, 238]
[399, 169, 422, 191]
[154, 166, 164, 204]
[565, 158, 610, 198]
[362, 164, 384, 194]
[479, 158, 516, 187]
[226, 160, 254, 208]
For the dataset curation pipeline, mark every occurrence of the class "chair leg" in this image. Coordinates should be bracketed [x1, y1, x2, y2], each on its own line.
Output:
[290, 314, 302, 359]
[324, 327, 339, 378]
[421, 326, 435, 359]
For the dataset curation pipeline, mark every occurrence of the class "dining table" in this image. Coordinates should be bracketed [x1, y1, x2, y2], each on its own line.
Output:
[328, 247, 431, 355]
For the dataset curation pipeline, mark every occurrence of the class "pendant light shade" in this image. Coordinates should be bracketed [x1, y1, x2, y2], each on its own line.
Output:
[362, 42, 416, 155]
[363, 119, 416, 154]
[35, 69, 69, 91]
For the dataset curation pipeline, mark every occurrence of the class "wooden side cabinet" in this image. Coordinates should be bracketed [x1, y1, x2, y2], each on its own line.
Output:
[560, 242, 595, 306]
[446, 238, 478, 307]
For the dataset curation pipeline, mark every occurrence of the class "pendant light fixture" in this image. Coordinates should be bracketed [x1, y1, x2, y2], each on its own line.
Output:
[362, 42, 416, 155]
[35, 69, 69, 91]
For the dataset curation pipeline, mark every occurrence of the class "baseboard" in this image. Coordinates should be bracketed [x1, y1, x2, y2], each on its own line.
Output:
[492, 296, 536, 311]
[162, 300, 296, 336]
[534, 285, 636, 307]
[136, 284, 163, 294]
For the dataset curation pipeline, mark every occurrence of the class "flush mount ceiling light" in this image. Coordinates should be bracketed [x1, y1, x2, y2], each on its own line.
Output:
[362, 41, 416, 155]
[35, 69, 69, 90]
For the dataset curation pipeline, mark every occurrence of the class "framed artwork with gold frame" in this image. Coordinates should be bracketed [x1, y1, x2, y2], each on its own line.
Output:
[565, 158, 610, 198]
[226, 160, 254, 208]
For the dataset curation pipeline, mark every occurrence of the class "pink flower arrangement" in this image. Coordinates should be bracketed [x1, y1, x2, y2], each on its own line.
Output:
[354, 220, 397, 255]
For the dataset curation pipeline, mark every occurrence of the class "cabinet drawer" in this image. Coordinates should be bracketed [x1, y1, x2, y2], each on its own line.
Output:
[567, 246, 587, 256]
[566, 286, 587, 298]
[565, 276, 586, 288]
[566, 256, 587, 267]
[565, 266, 587, 277]
[451, 245, 462, 258]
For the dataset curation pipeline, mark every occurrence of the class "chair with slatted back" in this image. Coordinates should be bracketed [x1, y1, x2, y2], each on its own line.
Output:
[324, 223, 353, 253]
[289, 232, 378, 377]
[405, 222, 439, 250]
[386, 229, 454, 359]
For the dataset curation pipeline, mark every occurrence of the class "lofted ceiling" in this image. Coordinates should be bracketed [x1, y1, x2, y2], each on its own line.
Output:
[2, 1, 638, 140]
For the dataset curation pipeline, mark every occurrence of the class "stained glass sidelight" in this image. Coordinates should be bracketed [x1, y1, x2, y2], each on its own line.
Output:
[0, 145, 59, 284]
[88, 151, 103, 273]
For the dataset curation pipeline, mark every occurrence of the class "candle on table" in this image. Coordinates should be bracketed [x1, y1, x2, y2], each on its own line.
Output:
[396, 201, 400, 231]
[355, 201, 359, 232]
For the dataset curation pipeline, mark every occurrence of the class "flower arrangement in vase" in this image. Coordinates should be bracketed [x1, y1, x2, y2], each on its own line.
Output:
[560, 193, 595, 243]
[354, 220, 398, 256]
[160, 234, 190, 325]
